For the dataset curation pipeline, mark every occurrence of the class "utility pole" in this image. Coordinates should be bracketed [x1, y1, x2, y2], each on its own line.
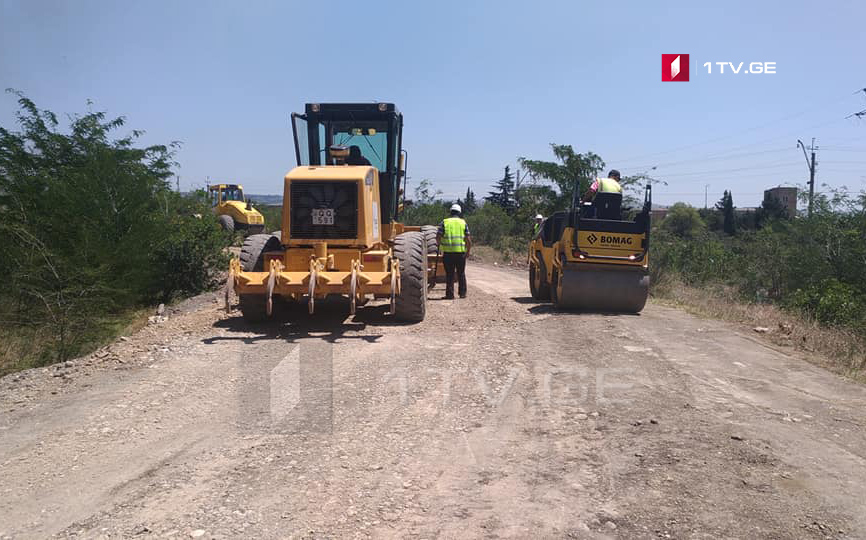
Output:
[704, 184, 709, 209]
[797, 139, 817, 217]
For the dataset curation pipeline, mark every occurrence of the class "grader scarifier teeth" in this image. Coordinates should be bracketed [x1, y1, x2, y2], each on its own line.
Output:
[349, 261, 359, 316]
[556, 265, 649, 313]
[266, 259, 283, 316]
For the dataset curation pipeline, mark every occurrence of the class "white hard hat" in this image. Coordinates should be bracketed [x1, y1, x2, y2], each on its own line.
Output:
[535, 214, 543, 220]
[450, 203, 462, 213]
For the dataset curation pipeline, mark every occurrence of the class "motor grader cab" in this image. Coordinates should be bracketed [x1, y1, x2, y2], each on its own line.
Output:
[208, 183, 265, 235]
[528, 181, 651, 313]
[227, 103, 428, 322]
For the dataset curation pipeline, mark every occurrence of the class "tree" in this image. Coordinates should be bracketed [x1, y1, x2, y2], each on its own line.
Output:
[755, 191, 788, 228]
[485, 166, 516, 213]
[662, 203, 706, 238]
[714, 190, 736, 235]
[0, 92, 229, 367]
[519, 144, 605, 207]
[413, 178, 441, 205]
[463, 187, 478, 215]
[513, 184, 558, 236]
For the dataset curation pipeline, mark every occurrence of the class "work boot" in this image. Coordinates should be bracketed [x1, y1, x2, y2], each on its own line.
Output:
[444, 293, 455, 300]
[459, 293, 467, 299]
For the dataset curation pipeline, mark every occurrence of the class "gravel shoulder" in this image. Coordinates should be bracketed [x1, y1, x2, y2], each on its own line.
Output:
[1, 264, 864, 539]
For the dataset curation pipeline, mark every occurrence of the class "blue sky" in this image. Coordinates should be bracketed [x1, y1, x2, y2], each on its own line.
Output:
[1, 0, 864, 207]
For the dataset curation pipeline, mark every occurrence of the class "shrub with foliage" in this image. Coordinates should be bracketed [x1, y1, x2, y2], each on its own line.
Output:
[661, 203, 706, 238]
[652, 189, 866, 334]
[0, 93, 230, 368]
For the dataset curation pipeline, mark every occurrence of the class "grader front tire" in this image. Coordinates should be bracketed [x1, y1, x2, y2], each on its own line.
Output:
[237, 233, 282, 322]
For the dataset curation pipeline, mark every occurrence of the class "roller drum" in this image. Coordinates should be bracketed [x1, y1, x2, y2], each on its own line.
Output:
[555, 264, 649, 313]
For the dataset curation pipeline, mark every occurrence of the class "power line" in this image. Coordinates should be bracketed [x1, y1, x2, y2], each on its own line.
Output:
[613, 91, 860, 165]
[654, 161, 801, 178]
[622, 147, 793, 173]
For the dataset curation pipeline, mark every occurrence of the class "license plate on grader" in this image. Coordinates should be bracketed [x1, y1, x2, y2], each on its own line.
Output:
[312, 209, 334, 225]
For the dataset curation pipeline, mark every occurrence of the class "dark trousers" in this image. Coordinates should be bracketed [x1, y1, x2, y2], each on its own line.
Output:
[442, 252, 467, 297]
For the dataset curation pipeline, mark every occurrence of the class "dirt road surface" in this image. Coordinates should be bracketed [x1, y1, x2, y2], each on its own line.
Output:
[1, 264, 864, 539]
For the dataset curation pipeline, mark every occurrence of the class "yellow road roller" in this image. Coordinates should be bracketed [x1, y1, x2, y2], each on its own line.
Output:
[208, 183, 265, 235]
[528, 182, 651, 313]
[227, 103, 427, 322]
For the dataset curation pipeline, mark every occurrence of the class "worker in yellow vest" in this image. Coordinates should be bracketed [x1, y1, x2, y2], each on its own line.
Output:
[583, 169, 623, 202]
[533, 214, 544, 236]
[582, 169, 624, 219]
[436, 203, 472, 299]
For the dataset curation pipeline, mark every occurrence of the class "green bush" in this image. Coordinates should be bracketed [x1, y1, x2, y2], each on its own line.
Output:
[256, 204, 283, 233]
[651, 194, 866, 336]
[787, 280, 866, 330]
[466, 204, 513, 245]
[150, 211, 231, 301]
[0, 93, 232, 368]
[401, 201, 449, 227]
[661, 203, 706, 238]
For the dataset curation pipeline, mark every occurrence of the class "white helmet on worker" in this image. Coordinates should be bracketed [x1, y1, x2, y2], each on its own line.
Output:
[535, 214, 543, 220]
[450, 203, 462, 214]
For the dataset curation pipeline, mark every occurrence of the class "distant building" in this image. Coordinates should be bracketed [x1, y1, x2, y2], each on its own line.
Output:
[764, 187, 797, 217]
[650, 204, 668, 221]
[651, 208, 668, 221]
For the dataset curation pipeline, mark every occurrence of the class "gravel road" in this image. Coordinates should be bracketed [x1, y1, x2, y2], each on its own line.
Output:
[1, 263, 864, 539]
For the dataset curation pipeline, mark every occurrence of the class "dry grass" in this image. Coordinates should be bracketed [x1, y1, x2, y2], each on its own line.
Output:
[0, 326, 52, 377]
[653, 276, 866, 382]
[0, 307, 152, 379]
[468, 245, 529, 268]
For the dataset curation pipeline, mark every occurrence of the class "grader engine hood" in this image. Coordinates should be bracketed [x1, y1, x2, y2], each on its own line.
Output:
[283, 165, 380, 247]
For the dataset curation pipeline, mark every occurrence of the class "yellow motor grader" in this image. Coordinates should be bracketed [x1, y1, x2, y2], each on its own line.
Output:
[227, 103, 428, 322]
[528, 181, 652, 313]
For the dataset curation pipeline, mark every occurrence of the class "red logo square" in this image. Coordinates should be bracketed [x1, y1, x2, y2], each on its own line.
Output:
[662, 54, 689, 81]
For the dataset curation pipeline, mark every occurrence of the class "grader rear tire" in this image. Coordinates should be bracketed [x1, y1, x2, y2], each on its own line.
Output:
[218, 214, 235, 232]
[238, 233, 282, 322]
[393, 231, 427, 322]
[420, 225, 439, 255]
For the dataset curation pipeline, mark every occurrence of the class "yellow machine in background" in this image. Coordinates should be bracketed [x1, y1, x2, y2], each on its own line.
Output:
[209, 183, 265, 235]
[227, 103, 428, 322]
[528, 183, 652, 313]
